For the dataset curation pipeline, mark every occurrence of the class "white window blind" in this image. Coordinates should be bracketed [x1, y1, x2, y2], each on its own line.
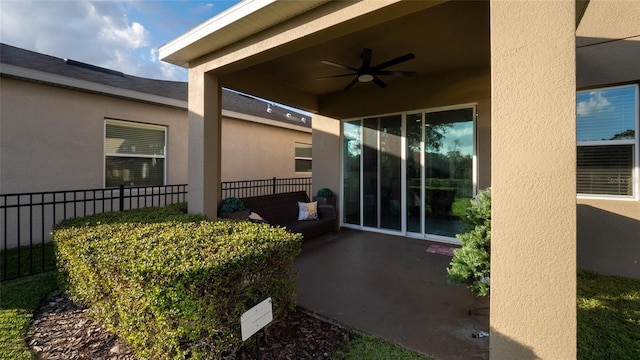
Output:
[105, 120, 166, 187]
[576, 84, 638, 198]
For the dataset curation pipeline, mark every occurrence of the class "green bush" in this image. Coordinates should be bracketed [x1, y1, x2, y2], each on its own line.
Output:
[447, 188, 491, 296]
[316, 188, 335, 198]
[53, 203, 302, 359]
[219, 197, 245, 214]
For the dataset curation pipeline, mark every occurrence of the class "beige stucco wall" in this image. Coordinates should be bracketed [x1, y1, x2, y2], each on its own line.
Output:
[0, 77, 188, 194]
[221, 116, 311, 182]
[0, 76, 189, 249]
[575, 0, 640, 279]
[576, 0, 640, 88]
[490, 1, 576, 358]
[311, 114, 341, 198]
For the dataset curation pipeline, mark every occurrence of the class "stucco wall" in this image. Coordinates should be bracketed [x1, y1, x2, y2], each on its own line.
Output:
[490, 1, 576, 358]
[311, 114, 341, 198]
[0, 77, 188, 194]
[221, 116, 311, 181]
[575, 0, 640, 279]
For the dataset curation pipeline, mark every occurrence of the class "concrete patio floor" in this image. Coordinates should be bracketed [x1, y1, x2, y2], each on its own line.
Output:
[295, 229, 490, 360]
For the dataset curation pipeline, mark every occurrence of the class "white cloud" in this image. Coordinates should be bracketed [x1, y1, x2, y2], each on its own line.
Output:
[577, 91, 612, 116]
[0, 0, 186, 81]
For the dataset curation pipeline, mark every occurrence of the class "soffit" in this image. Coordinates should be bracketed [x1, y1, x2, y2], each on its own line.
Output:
[161, 0, 491, 116]
[160, 0, 330, 67]
[240, 0, 490, 96]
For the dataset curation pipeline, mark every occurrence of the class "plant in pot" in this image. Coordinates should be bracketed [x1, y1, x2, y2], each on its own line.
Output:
[314, 188, 336, 207]
[447, 187, 491, 297]
[219, 197, 250, 219]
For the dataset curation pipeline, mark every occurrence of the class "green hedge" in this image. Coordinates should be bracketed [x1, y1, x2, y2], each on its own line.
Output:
[53, 203, 302, 359]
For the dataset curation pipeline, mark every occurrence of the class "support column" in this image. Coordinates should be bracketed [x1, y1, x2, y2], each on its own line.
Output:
[188, 68, 222, 218]
[490, 1, 576, 359]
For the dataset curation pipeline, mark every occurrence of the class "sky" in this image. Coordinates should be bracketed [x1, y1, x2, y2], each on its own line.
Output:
[0, 0, 243, 82]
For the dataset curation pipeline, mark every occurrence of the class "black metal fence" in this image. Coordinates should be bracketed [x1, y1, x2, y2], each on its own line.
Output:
[222, 177, 312, 199]
[2, 177, 311, 281]
[1, 184, 187, 281]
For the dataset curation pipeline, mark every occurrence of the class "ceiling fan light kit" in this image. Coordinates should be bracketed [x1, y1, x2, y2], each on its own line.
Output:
[357, 74, 374, 83]
[319, 47, 416, 90]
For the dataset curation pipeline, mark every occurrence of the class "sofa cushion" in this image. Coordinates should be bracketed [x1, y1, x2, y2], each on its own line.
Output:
[297, 201, 318, 220]
[241, 191, 309, 226]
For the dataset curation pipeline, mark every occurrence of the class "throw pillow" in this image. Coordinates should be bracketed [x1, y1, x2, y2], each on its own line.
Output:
[297, 201, 318, 220]
[248, 211, 268, 224]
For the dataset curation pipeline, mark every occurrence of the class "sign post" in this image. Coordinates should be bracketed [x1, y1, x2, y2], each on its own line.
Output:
[241, 298, 273, 359]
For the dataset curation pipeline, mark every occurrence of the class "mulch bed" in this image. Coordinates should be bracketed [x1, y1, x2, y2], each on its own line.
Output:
[28, 292, 349, 359]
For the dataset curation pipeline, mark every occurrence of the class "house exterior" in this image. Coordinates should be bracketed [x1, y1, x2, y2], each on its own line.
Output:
[0, 43, 312, 195]
[0, 43, 312, 250]
[159, 0, 639, 358]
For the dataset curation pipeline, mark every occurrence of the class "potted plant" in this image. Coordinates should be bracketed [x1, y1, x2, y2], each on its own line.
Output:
[447, 187, 491, 297]
[219, 197, 250, 219]
[313, 188, 336, 207]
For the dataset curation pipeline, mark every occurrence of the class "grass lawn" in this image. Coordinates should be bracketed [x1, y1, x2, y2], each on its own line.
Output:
[2, 268, 638, 359]
[0, 242, 56, 281]
[331, 331, 433, 359]
[577, 269, 640, 360]
[0, 271, 59, 360]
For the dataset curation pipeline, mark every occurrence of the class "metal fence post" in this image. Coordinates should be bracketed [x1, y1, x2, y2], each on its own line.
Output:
[272, 177, 277, 195]
[119, 184, 125, 212]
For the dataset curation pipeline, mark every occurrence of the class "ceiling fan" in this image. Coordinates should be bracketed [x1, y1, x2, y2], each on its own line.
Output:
[319, 48, 416, 90]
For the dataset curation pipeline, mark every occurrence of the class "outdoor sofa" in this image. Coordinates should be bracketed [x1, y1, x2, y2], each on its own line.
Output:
[238, 191, 336, 240]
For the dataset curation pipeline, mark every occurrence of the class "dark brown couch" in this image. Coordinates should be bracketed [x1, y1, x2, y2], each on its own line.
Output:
[240, 191, 336, 240]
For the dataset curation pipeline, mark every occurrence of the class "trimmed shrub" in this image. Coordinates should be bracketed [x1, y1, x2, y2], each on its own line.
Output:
[316, 188, 334, 198]
[53, 203, 302, 359]
[447, 188, 491, 296]
[219, 197, 245, 214]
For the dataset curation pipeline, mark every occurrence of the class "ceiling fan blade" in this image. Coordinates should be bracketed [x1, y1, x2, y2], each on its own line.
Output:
[320, 60, 358, 72]
[372, 76, 387, 88]
[344, 77, 359, 91]
[372, 53, 415, 71]
[361, 48, 373, 68]
[317, 73, 358, 80]
[375, 70, 416, 77]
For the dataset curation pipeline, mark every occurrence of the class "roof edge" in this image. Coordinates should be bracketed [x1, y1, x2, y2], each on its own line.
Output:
[1, 63, 188, 109]
[159, 0, 330, 67]
[223, 109, 312, 133]
[159, 0, 277, 67]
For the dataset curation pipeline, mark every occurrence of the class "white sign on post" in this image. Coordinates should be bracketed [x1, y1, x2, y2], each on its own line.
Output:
[240, 297, 273, 341]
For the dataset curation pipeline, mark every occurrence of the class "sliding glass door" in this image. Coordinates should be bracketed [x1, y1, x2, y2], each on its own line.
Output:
[422, 107, 475, 238]
[343, 105, 475, 241]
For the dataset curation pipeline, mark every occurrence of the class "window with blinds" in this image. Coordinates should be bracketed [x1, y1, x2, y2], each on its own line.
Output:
[105, 120, 166, 187]
[295, 143, 312, 173]
[577, 84, 638, 198]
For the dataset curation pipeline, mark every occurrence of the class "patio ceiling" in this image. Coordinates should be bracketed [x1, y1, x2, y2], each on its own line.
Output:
[161, 0, 491, 119]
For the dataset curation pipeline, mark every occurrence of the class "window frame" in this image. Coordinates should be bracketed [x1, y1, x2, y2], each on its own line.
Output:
[576, 83, 639, 200]
[104, 119, 167, 188]
[294, 142, 312, 174]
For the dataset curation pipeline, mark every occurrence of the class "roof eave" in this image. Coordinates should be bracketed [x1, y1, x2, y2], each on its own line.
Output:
[159, 0, 329, 67]
[1, 63, 188, 109]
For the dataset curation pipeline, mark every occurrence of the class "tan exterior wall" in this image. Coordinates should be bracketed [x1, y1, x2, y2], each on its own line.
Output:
[0, 77, 188, 194]
[575, 0, 640, 279]
[490, 1, 576, 358]
[576, 0, 640, 89]
[1, 75, 311, 248]
[221, 116, 311, 182]
[311, 114, 341, 198]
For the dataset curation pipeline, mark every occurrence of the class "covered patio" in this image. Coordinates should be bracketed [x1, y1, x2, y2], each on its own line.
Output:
[160, 1, 578, 357]
[296, 230, 490, 359]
